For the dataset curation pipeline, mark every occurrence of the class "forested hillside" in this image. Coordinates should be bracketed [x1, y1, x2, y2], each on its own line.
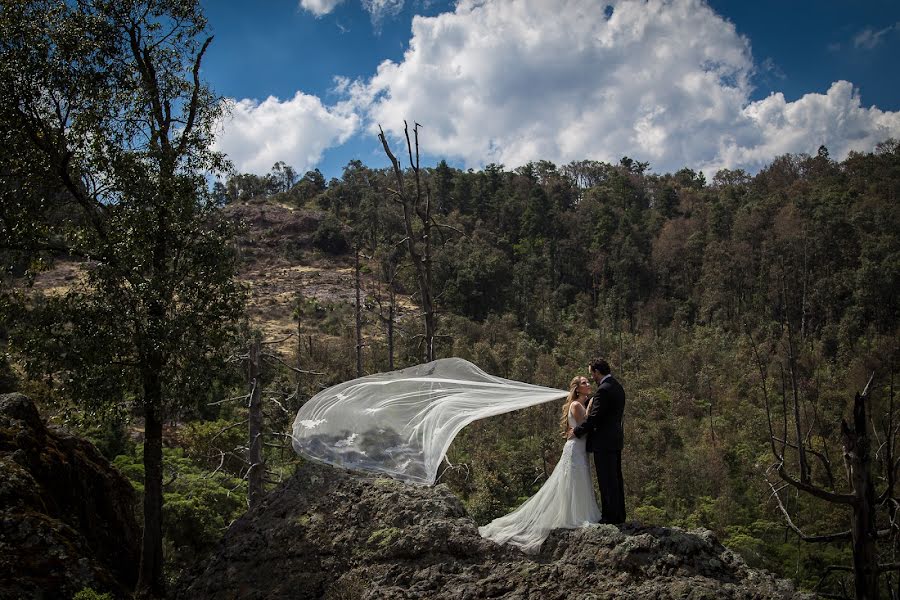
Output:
[3, 1, 899, 598]
[201, 144, 898, 591]
[3, 110, 898, 598]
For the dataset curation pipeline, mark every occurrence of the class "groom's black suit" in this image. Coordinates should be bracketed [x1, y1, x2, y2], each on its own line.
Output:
[573, 374, 626, 524]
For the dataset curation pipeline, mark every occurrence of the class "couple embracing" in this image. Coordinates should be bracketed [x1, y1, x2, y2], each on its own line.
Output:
[479, 358, 626, 553]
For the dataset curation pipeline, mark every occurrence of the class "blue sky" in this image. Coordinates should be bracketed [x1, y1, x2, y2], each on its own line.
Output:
[201, 0, 900, 179]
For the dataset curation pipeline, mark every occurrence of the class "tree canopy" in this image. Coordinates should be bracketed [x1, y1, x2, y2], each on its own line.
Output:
[1, 0, 244, 595]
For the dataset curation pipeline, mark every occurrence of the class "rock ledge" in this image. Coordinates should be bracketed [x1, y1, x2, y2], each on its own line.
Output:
[0, 393, 140, 599]
[177, 460, 810, 600]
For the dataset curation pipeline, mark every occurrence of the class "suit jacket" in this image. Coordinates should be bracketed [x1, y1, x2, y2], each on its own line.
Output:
[574, 375, 625, 453]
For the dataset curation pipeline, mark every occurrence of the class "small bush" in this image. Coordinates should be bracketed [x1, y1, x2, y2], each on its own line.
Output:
[312, 216, 349, 254]
[633, 504, 667, 526]
[73, 589, 112, 600]
[113, 445, 247, 580]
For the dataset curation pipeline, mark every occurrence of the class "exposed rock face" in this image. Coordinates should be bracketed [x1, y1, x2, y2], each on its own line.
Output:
[225, 201, 324, 258]
[0, 394, 140, 599]
[177, 460, 811, 600]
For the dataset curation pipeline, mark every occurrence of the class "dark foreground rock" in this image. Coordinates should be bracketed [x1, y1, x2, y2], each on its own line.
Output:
[177, 460, 812, 600]
[0, 394, 140, 599]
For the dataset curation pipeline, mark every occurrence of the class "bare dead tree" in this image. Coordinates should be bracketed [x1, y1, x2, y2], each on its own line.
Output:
[842, 376, 881, 599]
[247, 339, 264, 509]
[355, 245, 363, 377]
[220, 334, 326, 508]
[750, 323, 898, 599]
[378, 122, 437, 362]
[370, 251, 402, 370]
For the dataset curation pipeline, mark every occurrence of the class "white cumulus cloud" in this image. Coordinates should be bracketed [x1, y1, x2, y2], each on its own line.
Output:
[714, 81, 900, 173]
[347, 0, 900, 175]
[299, 0, 345, 17]
[213, 92, 359, 175]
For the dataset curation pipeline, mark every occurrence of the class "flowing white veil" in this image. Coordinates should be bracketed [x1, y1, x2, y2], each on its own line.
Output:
[291, 358, 568, 485]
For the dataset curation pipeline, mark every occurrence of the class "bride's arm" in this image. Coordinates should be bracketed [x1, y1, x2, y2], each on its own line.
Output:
[571, 402, 587, 425]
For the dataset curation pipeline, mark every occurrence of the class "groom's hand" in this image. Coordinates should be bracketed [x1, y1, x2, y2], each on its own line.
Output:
[565, 427, 575, 440]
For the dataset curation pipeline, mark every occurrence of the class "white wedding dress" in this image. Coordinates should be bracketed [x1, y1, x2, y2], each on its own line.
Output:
[289, 357, 600, 553]
[478, 403, 602, 554]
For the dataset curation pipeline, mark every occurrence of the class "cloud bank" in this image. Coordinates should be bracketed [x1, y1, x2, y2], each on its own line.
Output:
[213, 92, 359, 175]
[221, 0, 900, 176]
[352, 0, 900, 174]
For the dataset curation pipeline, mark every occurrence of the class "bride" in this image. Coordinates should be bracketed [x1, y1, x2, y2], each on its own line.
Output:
[291, 358, 601, 553]
[478, 375, 602, 553]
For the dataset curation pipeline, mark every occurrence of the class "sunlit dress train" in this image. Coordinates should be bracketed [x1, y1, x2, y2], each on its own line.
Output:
[478, 402, 602, 553]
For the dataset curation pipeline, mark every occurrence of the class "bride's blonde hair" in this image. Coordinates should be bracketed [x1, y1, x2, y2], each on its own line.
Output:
[560, 376, 584, 436]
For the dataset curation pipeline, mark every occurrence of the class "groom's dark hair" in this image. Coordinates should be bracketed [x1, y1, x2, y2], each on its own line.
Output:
[590, 358, 611, 376]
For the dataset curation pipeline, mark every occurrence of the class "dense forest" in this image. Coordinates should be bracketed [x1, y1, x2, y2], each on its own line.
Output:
[202, 142, 900, 591]
[8, 140, 899, 595]
[1, 1, 899, 598]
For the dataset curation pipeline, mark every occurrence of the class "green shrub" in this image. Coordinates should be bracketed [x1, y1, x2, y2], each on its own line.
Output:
[178, 419, 247, 478]
[312, 216, 349, 254]
[73, 589, 112, 600]
[113, 445, 247, 579]
[633, 504, 667, 526]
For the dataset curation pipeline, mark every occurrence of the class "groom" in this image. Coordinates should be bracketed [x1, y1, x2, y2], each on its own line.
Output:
[569, 358, 626, 524]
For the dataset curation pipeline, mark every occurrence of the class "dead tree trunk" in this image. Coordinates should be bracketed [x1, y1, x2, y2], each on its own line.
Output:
[783, 277, 811, 484]
[372, 255, 399, 371]
[372, 282, 397, 371]
[751, 327, 895, 599]
[378, 122, 436, 363]
[842, 385, 880, 600]
[355, 246, 363, 377]
[247, 339, 264, 509]
[387, 290, 395, 370]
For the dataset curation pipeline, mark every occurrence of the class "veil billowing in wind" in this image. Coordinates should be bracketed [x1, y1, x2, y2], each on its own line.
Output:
[292, 358, 568, 485]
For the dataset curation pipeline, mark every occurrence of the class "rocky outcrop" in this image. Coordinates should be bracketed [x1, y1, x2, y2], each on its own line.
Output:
[177, 460, 812, 600]
[0, 393, 140, 599]
[225, 201, 325, 260]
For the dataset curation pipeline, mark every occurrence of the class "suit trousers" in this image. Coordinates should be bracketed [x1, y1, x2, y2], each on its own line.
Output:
[593, 450, 626, 524]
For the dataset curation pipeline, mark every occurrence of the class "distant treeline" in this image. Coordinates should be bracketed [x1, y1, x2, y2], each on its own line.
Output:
[221, 142, 899, 357]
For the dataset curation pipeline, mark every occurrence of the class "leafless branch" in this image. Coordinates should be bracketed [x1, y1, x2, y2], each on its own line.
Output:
[261, 333, 294, 346]
[766, 478, 852, 542]
[777, 463, 855, 504]
[261, 352, 324, 375]
[746, 323, 783, 462]
[436, 459, 470, 483]
[177, 35, 213, 155]
[268, 396, 293, 415]
[202, 451, 226, 479]
[208, 393, 251, 406]
[812, 566, 854, 600]
[210, 418, 249, 443]
[772, 436, 836, 489]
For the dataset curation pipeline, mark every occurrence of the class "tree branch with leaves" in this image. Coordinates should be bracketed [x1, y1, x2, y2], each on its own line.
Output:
[0, 1, 243, 596]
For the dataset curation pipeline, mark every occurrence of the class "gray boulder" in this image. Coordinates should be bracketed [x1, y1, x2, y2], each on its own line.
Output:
[0, 393, 140, 599]
[177, 460, 811, 600]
